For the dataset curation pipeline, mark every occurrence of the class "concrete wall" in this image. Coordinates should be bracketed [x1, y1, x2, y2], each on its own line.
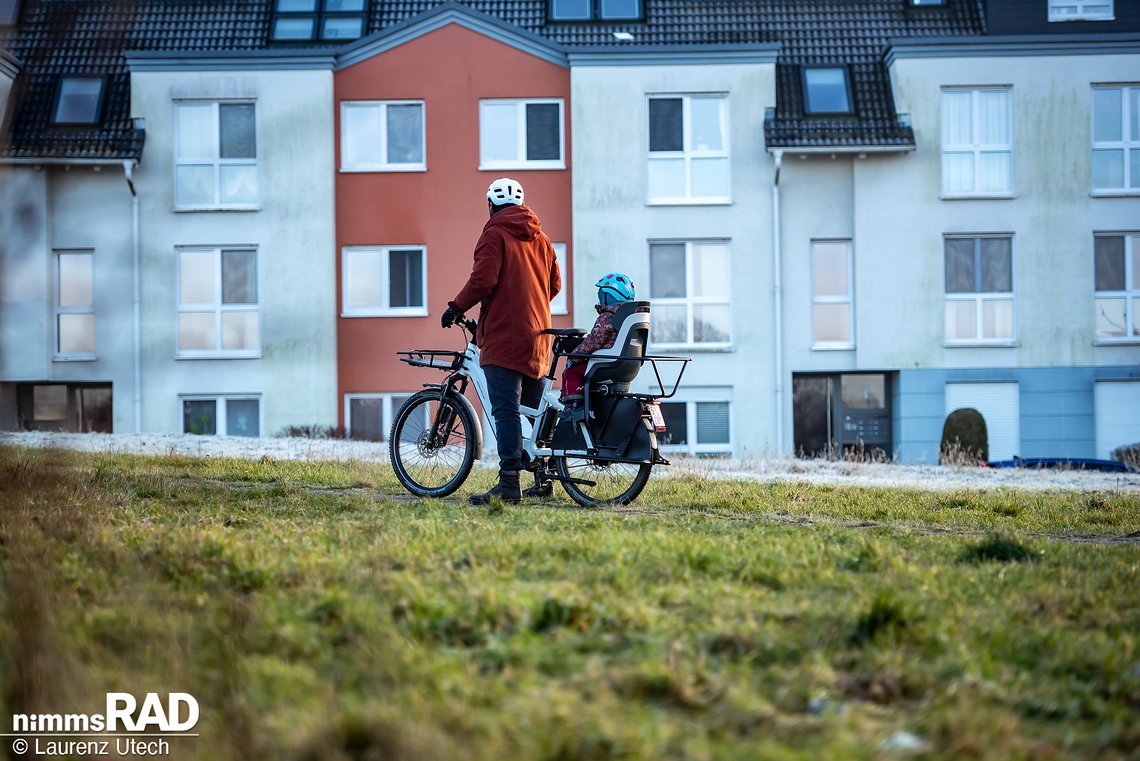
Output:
[130, 67, 337, 435]
[571, 61, 776, 456]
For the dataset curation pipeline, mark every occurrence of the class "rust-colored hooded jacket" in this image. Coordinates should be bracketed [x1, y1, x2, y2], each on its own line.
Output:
[450, 205, 561, 379]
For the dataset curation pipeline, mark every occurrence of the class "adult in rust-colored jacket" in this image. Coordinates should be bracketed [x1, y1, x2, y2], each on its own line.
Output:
[441, 178, 561, 505]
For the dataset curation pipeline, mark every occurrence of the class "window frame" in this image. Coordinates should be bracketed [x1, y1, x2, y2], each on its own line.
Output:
[551, 242, 569, 316]
[943, 234, 1017, 347]
[940, 86, 1014, 199]
[548, 0, 643, 22]
[1093, 232, 1140, 344]
[478, 98, 566, 171]
[180, 395, 261, 437]
[175, 246, 261, 359]
[1048, 0, 1114, 21]
[646, 93, 731, 205]
[173, 100, 260, 211]
[53, 249, 96, 361]
[340, 100, 426, 173]
[810, 239, 855, 350]
[648, 239, 733, 351]
[341, 245, 429, 318]
[270, 0, 369, 42]
[655, 393, 733, 456]
[344, 392, 420, 441]
[801, 66, 854, 116]
[1091, 84, 1140, 194]
[51, 75, 107, 126]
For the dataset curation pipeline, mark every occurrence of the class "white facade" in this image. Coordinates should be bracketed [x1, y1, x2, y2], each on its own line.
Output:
[127, 60, 338, 436]
[570, 53, 778, 456]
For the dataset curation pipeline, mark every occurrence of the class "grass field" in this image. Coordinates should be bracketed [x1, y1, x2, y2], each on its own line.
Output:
[1, 445, 1137, 761]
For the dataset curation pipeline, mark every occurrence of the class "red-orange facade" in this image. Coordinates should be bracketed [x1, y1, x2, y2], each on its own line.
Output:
[334, 23, 573, 433]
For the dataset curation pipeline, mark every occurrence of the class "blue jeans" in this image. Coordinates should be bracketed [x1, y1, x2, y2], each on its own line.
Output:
[483, 365, 542, 475]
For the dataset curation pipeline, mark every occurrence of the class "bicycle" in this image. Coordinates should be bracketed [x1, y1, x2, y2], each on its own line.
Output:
[389, 302, 689, 506]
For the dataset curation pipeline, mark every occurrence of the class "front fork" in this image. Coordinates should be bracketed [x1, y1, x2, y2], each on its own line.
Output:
[425, 376, 468, 448]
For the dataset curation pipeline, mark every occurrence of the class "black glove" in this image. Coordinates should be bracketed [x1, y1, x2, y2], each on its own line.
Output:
[441, 304, 464, 329]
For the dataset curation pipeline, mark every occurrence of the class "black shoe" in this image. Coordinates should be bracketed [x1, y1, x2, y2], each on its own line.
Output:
[469, 471, 521, 505]
[522, 476, 554, 499]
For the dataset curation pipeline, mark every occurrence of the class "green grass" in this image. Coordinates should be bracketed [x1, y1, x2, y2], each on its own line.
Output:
[1, 446, 1138, 760]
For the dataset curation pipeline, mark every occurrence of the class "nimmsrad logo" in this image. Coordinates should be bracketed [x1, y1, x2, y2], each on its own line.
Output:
[11, 693, 199, 733]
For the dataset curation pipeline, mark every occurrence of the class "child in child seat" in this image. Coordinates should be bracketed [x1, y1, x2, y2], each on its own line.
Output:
[559, 272, 637, 423]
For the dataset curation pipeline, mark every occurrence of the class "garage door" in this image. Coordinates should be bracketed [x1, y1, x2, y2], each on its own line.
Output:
[945, 382, 1020, 461]
[1095, 381, 1140, 460]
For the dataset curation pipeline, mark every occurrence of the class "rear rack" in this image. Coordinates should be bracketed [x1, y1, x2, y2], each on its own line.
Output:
[397, 349, 464, 371]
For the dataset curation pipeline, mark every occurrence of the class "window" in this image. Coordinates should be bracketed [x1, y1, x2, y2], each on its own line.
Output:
[942, 88, 1012, 197]
[647, 95, 730, 203]
[342, 246, 427, 317]
[52, 76, 105, 125]
[177, 248, 259, 357]
[479, 100, 564, 170]
[341, 101, 425, 171]
[909, 0, 946, 6]
[271, 0, 368, 41]
[174, 102, 258, 209]
[0, 0, 23, 26]
[811, 240, 853, 348]
[802, 67, 853, 115]
[345, 393, 421, 441]
[182, 396, 260, 437]
[658, 398, 732, 454]
[649, 241, 731, 348]
[551, 242, 568, 315]
[1092, 86, 1140, 192]
[1094, 234, 1140, 341]
[944, 236, 1014, 344]
[1049, 0, 1113, 21]
[54, 250, 94, 358]
[549, 0, 641, 21]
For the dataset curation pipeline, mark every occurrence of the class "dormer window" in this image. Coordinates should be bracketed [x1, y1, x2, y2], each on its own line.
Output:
[270, 0, 368, 42]
[1049, 0, 1113, 21]
[549, 0, 642, 21]
[0, 0, 22, 26]
[802, 67, 853, 116]
[52, 76, 106, 125]
[909, 0, 946, 6]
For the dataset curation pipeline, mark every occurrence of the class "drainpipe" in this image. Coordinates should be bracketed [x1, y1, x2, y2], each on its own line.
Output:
[771, 150, 784, 454]
[123, 160, 141, 433]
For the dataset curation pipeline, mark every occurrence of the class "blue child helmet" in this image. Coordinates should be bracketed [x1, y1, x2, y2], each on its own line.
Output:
[595, 272, 636, 306]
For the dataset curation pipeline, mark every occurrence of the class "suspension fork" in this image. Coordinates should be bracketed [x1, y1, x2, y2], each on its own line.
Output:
[426, 374, 469, 447]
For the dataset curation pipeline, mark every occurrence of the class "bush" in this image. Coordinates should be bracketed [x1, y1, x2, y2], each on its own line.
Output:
[941, 408, 988, 465]
[1111, 442, 1140, 469]
[278, 424, 346, 439]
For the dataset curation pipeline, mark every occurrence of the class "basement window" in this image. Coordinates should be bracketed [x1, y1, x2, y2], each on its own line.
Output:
[52, 76, 106, 125]
[271, 0, 368, 42]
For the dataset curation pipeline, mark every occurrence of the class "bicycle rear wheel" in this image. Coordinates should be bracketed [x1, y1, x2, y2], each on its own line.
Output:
[389, 390, 477, 497]
[553, 456, 652, 506]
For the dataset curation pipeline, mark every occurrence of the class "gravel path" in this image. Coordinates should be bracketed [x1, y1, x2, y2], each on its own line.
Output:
[3, 431, 1138, 493]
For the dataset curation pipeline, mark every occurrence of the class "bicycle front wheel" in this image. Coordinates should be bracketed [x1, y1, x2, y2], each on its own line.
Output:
[553, 456, 652, 507]
[389, 390, 478, 498]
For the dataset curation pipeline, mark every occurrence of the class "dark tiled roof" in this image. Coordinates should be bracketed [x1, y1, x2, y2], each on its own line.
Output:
[1, 0, 986, 159]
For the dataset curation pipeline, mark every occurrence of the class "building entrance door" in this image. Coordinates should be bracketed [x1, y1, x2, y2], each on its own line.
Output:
[793, 373, 891, 458]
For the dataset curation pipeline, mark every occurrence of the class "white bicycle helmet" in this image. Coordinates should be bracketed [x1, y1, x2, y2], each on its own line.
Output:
[486, 177, 524, 206]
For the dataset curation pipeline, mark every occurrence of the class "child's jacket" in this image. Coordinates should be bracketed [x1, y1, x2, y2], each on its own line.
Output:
[570, 303, 622, 360]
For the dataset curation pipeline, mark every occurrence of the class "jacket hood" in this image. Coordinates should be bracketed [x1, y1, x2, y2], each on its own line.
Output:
[485, 204, 542, 241]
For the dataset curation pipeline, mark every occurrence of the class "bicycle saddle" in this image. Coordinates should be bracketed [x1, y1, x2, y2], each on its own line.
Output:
[542, 328, 586, 337]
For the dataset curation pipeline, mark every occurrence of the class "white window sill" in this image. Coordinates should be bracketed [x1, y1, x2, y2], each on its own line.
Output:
[176, 352, 262, 360]
[646, 198, 732, 207]
[1048, 14, 1113, 21]
[650, 344, 734, 353]
[940, 193, 1015, 201]
[478, 162, 565, 172]
[944, 341, 1019, 348]
[811, 343, 855, 351]
[1091, 190, 1140, 198]
[340, 165, 427, 173]
[174, 205, 261, 213]
[1093, 339, 1140, 346]
[341, 309, 429, 318]
[53, 354, 97, 362]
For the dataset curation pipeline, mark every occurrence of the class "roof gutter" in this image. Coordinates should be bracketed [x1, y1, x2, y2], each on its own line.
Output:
[766, 144, 915, 155]
[0, 157, 140, 165]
